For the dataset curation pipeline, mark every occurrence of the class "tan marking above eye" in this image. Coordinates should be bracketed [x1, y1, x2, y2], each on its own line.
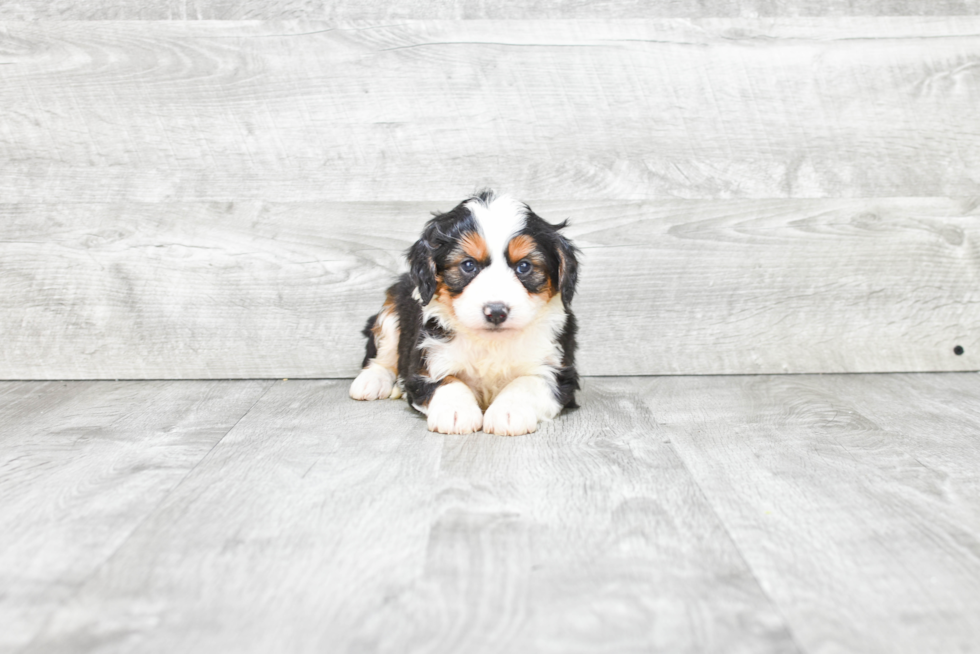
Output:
[507, 234, 536, 263]
[460, 232, 489, 262]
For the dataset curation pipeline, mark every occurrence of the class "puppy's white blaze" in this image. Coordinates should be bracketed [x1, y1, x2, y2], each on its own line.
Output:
[421, 293, 567, 410]
[465, 194, 527, 259]
[454, 194, 540, 333]
[453, 260, 542, 332]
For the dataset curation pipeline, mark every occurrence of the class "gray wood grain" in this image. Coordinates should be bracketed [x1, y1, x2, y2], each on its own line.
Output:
[21, 379, 796, 654]
[2, 198, 977, 379]
[5, 0, 980, 20]
[612, 373, 980, 654]
[2, 19, 979, 202]
[0, 380, 270, 653]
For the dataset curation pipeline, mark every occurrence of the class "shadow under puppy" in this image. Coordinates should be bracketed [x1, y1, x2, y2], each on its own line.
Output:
[350, 190, 580, 435]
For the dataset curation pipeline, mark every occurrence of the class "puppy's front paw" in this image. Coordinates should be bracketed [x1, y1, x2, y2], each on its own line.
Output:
[427, 382, 483, 434]
[349, 365, 396, 401]
[483, 396, 539, 436]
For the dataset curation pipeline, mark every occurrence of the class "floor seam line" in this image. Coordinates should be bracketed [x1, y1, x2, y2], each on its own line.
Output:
[665, 435, 810, 654]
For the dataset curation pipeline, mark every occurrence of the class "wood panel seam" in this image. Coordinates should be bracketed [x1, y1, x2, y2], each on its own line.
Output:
[663, 437, 809, 654]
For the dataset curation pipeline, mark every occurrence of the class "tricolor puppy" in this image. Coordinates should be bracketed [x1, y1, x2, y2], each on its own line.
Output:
[350, 191, 579, 435]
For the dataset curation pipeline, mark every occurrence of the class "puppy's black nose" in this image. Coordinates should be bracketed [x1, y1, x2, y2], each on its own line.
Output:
[483, 303, 509, 325]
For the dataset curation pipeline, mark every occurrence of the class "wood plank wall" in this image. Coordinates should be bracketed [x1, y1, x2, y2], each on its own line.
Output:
[1, 7, 978, 378]
[6, 1, 980, 20]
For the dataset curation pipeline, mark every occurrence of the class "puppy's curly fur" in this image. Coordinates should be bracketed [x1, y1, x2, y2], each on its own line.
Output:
[350, 191, 579, 436]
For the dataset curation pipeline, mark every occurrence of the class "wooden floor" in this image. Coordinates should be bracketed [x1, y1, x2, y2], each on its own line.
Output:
[2, 374, 979, 653]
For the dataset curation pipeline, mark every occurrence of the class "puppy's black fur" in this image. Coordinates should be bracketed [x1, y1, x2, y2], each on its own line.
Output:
[355, 191, 580, 418]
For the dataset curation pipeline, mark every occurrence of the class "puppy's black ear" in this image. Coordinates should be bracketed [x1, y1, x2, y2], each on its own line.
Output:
[408, 233, 437, 306]
[554, 225, 579, 311]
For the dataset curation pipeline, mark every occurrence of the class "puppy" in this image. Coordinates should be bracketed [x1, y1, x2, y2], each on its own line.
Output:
[350, 190, 579, 435]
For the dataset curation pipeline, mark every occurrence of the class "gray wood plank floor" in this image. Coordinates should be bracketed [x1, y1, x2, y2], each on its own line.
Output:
[0, 381, 271, 654]
[610, 373, 980, 654]
[3, 374, 978, 653]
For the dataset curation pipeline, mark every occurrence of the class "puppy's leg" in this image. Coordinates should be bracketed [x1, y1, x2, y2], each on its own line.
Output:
[423, 377, 484, 434]
[350, 299, 402, 401]
[483, 375, 562, 436]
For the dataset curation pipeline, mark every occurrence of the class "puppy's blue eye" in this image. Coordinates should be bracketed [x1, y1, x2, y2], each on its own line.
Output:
[460, 259, 477, 274]
[516, 260, 532, 275]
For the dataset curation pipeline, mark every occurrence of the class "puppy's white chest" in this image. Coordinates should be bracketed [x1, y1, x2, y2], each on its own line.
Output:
[424, 325, 562, 409]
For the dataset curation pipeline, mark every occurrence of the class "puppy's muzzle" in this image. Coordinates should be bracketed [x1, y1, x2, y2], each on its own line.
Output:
[483, 303, 510, 326]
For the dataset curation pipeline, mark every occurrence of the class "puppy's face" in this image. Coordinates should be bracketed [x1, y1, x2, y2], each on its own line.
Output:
[409, 192, 578, 335]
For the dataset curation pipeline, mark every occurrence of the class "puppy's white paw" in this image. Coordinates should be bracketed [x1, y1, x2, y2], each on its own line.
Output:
[349, 365, 396, 401]
[483, 395, 539, 436]
[426, 382, 483, 434]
